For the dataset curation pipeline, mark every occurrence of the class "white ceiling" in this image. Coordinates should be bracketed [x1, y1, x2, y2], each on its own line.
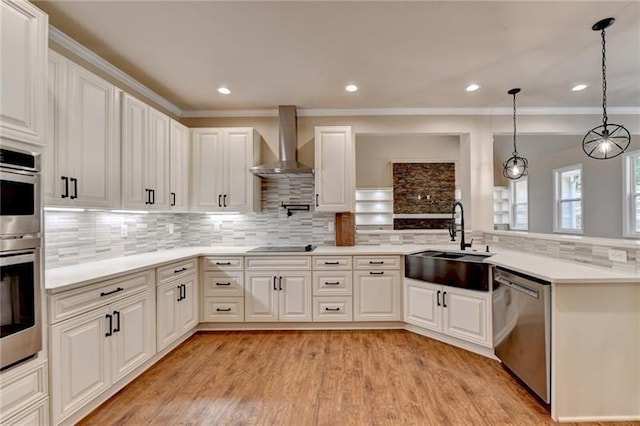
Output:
[35, 1, 640, 114]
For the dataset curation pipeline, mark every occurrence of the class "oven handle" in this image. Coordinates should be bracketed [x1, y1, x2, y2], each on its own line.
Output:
[0, 252, 36, 267]
[0, 169, 38, 184]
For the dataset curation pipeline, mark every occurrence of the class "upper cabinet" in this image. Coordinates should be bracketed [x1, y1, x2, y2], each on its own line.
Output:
[314, 126, 355, 212]
[191, 128, 261, 213]
[0, 0, 48, 145]
[45, 50, 121, 208]
[169, 120, 189, 212]
[121, 93, 171, 210]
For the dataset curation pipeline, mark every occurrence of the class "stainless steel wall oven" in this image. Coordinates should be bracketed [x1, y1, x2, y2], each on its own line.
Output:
[0, 146, 42, 370]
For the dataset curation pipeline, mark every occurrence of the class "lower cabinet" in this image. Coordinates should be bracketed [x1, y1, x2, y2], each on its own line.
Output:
[3, 397, 49, 426]
[49, 271, 155, 424]
[0, 359, 48, 425]
[244, 271, 312, 322]
[156, 273, 198, 351]
[404, 277, 491, 348]
[353, 269, 401, 321]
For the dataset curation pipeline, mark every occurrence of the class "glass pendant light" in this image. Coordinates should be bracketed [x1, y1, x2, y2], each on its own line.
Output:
[503, 88, 528, 180]
[583, 17, 631, 160]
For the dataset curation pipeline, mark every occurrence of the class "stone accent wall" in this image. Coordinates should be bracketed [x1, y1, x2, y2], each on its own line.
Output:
[393, 218, 452, 230]
[392, 162, 455, 214]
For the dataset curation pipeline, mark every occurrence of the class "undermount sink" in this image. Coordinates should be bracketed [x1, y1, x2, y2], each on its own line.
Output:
[404, 250, 493, 291]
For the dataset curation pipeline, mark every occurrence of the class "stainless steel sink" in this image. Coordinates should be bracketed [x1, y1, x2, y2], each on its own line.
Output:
[404, 250, 492, 291]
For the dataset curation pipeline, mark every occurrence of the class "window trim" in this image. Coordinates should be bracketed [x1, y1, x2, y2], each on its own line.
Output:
[553, 163, 583, 234]
[622, 149, 640, 238]
[510, 177, 529, 231]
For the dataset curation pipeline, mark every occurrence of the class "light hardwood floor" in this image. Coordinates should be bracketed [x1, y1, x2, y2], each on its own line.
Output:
[79, 330, 631, 425]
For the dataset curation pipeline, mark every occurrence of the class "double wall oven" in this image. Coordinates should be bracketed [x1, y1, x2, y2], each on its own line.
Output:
[0, 147, 42, 370]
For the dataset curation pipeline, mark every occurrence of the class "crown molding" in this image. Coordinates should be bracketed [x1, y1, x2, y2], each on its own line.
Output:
[49, 26, 183, 117]
[182, 106, 640, 118]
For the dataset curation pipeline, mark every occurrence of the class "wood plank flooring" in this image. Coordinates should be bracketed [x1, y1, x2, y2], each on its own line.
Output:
[79, 330, 632, 425]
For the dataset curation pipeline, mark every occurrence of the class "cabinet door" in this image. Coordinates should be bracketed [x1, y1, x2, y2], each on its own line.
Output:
[110, 291, 156, 382]
[278, 271, 312, 322]
[442, 287, 490, 347]
[314, 126, 354, 212]
[148, 108, 170, 209]
[0, 0, 47, 145]
[223, 128, 254, 212]
[191, 129, 224, 211]
[67, 63, 120, 208]
[244, 272, 278, 322]
[404, 278, 441, 331]
[169, 119, 189, 211]
[44, 49, 68, 205]
[50, 307, 111, 424]
[353, 270, 401, 321]
[156, 281, 180, 352]
[122, 93, 149, 209]
[178, 275, 198, 333]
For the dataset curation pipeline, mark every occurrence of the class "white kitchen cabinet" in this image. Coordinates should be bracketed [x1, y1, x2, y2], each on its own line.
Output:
[156, 273, 198, 351]
[169, 119, 190, 211]
[245, 271, 312, 322]
[0, 359, 48, 425]
[191, 128, 261, 212]
[0, 0, 47, 146]
[121, 93, 170, 210]
[404, 277, 491, 348]
[353, 255, 401, 321]
[314, 126, 355, 212]
[2, 397, 49, 426]
[201, 256, 245, 322]
[45, 50, 121, 208]
[49, 271, 155, 424]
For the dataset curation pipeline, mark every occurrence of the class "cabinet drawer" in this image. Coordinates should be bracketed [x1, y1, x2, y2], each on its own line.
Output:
[49, 270, 153, 324]
[203, 271, 244, 297]
[157, 258, 197, 285]
[313, 297, 353, 322]
[3, 397, 48, 426]
[245, 256, 311, 271]
[354, 256, 401, 270]
[312, 271, 352, 296]
[312, 256, 352, 270]
[202, 297, 244, 322]
[0, 361, 48, 423]
[202, 256, 244, 271]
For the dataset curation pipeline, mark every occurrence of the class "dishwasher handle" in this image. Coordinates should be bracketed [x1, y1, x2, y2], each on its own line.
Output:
[495, 276, 539, 299]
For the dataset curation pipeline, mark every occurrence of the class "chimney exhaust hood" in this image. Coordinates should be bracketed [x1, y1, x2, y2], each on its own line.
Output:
[250, 105, 314, 178]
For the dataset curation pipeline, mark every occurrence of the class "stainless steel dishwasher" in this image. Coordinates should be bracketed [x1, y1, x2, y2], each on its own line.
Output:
[492, 266, 551, 403]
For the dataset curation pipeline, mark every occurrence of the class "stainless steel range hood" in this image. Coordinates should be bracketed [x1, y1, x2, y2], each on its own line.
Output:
[250, 105, 314, 178]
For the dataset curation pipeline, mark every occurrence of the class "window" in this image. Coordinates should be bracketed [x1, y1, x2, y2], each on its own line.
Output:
[510, 178, 528, 230]
[553, 164, 582, 233]
[623, 150, 640, 237]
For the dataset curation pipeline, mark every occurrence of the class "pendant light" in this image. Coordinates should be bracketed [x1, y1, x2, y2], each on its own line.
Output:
[503, 88, 528, 180]
[582, 17, 631, 160]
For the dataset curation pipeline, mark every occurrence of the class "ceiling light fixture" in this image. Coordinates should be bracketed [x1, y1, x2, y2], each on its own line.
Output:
[582, 17, 630, 160]
[345, 84, 358, 93]
[217, 87, 231, 95]
[572, 84, 588, 92]
[503, 88, 528, 180]
[465, 83, 480, 92]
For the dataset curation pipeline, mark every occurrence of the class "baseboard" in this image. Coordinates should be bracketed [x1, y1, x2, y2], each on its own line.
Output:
[556, 415, 640, 423]
[198, 321, 405, 331]
[403, 323, 498, 360]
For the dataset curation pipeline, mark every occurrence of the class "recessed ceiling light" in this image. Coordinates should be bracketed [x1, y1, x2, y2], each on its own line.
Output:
[572, 84, 588, 92]
[345, 84, 358, 93]
[465, 83, 481, 92]
[217, 87, 231, 95]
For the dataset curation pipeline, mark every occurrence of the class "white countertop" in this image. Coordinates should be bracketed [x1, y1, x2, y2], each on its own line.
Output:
[45, 243, 640, 294]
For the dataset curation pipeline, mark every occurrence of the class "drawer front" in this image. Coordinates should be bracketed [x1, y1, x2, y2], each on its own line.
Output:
[203, 271, 244, 297]
[312, 271, 352, 296]
[4, 397, 49, 426]
[202, 297, 244, 322]
[157, 258, 197, 285]
[312, 256, 352, 270]
[354, 256, 401, 270]
[313, 297, 353, 322]
[49, 270, 153, 324]
[0, 361, 48, 423]
[202, 257, 244, 271]
[245, 256, 311, 271]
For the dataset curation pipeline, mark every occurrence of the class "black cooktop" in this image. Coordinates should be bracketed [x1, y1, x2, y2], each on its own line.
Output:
[247, 244, 317, 253]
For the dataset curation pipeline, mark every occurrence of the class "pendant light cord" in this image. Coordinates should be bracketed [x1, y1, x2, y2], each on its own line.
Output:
[512, 91, 518, 156]
[601, 28, 608, 127]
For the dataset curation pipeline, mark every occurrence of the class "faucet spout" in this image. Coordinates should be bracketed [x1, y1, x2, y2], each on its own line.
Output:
[451, 201, 472, 251]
